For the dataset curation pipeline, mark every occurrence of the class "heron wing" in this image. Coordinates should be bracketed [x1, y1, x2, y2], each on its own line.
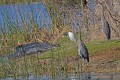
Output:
[80, 43, 89, 62]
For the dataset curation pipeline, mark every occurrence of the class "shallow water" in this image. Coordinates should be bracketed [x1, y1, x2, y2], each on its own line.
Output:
[0, 3, 52, 32]
[2, 73, 120, 80]
[0, 0, 96, 32]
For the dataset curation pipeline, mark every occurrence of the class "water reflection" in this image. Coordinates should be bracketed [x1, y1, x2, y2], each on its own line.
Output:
[2, 73, 120, 80]
[0, 3, 52, 32]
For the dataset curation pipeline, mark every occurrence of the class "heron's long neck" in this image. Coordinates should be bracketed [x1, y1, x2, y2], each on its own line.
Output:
[78, 26, 82, 43]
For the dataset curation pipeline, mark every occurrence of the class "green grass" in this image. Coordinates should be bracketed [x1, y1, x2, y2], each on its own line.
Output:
[0, 29, 120, 79]
[0, 35, 120, 79]
[86, 40, 120, 53]
[39, 36, 120, 60]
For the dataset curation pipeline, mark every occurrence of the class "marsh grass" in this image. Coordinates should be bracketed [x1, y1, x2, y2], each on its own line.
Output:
[1, 31, 120, 79]
[0, 16, 120, 79]
[0, 1, 120, 79]
[0, 3, 71, 79]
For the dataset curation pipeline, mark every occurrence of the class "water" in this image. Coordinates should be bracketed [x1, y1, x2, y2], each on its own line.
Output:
[0, 3, 52, 32]
[1, 73, 120, 80]
[0, 0, 97, 32]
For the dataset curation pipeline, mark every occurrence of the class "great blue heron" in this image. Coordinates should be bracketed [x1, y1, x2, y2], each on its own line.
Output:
[100, 3, 111, 40]
[68, 30, 89, 62]
[68, 27, 89, 78]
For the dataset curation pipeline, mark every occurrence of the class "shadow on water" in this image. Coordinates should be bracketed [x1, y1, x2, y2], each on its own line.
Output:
[1, 72, 120, 80]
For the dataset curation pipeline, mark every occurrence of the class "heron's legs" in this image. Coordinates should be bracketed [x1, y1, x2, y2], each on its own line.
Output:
[77, 57, 83, 80]
[80, 57, 83, 80]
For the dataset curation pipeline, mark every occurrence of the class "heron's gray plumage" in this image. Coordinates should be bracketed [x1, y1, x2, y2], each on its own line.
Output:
[78, 42, 89, 62]
[68, 27, 89, 62]
[101, 3, 111, 40]
[77, 23, 89, 62]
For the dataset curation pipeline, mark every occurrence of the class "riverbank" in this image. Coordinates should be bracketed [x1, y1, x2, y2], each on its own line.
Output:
[0, 35, 120, 78]
[39, 39, 120, 73]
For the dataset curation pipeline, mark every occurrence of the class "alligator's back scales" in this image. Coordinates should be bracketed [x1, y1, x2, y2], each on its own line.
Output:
[7, 42, 58, 59]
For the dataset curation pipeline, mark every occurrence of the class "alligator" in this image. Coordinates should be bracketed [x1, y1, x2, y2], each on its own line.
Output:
[5, 42, 59, 59]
